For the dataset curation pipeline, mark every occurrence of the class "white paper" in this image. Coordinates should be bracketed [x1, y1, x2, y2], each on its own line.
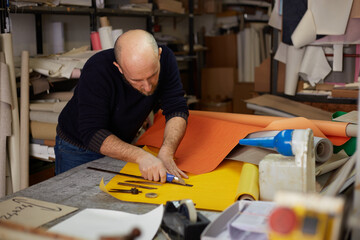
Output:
[49, 205, 164, 240]
[299, 46, 331, 86]
[333, 44, 344, 72]
[290, 0, 353, 48]
[268, 0, 282, 30]
[274, 42, 288, 64]
[285, 46, 305, 96]
[310, 0, 353, 35]
[228, 201, 276, 240]
[291, 10, 316, 49]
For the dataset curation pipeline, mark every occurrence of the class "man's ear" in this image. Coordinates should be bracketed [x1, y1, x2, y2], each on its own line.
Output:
[158, 47, 162, 60]
[113, 61, 123, 74]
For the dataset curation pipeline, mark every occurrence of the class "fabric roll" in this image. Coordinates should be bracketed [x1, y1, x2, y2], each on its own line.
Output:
[38, 91, 73, 101]
[299, 46, 331, 86]
[99, 16, 110, 27]
[30, 101, 68, 113]
[1, 33, 20, 192]
[20, 51, 29, 189]
[285, 46, 305, 95]
[235, 163, 259, 201]
[111, 29, 123, 45]
[0, 52, 13, 197]
[30, 111, 60, 124]
[30, 121, 57, 141]
[46, 22, 65, 54]
[314, 137, 333, 163]
[99, 26, 113, 50]
[90, 31, 102, 50]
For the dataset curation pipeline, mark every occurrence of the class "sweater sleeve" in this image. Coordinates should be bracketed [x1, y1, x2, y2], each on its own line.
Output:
[159, 47, 189, 122]
[76, 55, 116, 152]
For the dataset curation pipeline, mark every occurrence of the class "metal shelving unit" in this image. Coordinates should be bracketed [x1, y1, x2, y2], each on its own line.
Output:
[5, 0, 197, 95]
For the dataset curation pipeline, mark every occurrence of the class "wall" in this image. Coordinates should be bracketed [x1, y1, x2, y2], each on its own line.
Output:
[9, 11, 216, 59]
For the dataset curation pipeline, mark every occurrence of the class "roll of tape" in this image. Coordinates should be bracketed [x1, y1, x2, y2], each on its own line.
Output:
[314, 137, 333, 163]
[179, 199, 197, 223]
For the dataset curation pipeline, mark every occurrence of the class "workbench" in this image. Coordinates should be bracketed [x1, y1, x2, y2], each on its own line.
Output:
[0, 157, 219, 238]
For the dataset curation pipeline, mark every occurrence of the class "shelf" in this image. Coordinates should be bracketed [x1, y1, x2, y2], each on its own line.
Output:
[279, 94, 358, 105]
[96, 8, 151, 17]
[222, 0, 272, 8]
[10, 6, 94, 15]
[9, 6, 190, 18]
[153, 9, 188, 18]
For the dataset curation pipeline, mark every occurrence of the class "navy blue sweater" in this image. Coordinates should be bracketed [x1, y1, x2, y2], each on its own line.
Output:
[57, 46, 189, 153]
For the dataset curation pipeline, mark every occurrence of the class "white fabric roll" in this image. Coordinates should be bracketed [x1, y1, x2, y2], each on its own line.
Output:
[99, 26, 113, 50]
[46, 22, 65, 54]
[30, 111, 60, 124]
[284, 46, 305, 96]
[111, 29, 123, 45]
[314, 137, 333, 163]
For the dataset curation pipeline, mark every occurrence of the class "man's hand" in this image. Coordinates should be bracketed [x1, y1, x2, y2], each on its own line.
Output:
[136, 152, 168, 183]
[158, 151, 188, 180]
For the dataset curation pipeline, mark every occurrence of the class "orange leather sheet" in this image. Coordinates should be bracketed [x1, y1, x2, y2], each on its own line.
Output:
[136, 111, 350, 174]
[190, 111, 350, 146]
[137, 114, 262, 174]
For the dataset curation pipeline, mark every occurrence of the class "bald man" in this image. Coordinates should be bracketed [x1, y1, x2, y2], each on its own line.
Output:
[55, 29, 189, 183]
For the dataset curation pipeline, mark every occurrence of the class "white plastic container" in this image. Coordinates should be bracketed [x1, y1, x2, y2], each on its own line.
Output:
[259, 129, 316, 201]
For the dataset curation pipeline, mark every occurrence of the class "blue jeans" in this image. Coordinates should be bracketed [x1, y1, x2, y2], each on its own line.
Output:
[54, 136, 104, 175]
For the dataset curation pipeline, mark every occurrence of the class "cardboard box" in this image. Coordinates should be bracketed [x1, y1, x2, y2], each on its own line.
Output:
[155, 0, 185, 14]
[201, 67, 236, 101]
[130, 0, 149, 3]
[200, 100, 233, 113]
[254, 58, 285, 93]
[203, 0, 222, 13]
[205, 34, 237, 68]
[332, 89, 359, 98]
[233, 82, 255, 114]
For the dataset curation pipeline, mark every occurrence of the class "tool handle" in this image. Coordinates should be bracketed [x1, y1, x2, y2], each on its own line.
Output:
[166, 173, 175, 183]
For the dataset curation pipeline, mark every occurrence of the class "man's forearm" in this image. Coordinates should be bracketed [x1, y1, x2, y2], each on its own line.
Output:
[99, 134, 146, 163]
[159, 116, 187, 156]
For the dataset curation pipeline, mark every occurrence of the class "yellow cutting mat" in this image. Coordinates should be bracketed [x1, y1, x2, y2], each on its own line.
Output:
[100, 148, 259, 211]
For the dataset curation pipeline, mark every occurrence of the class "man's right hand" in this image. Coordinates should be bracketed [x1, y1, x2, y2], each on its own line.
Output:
[100, 135, 168, 183]
[136, 152, 168, 183]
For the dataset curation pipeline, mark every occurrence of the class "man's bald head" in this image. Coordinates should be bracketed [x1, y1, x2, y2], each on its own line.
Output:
[112, 29, 162, 96]
[114, 29, 159, 67]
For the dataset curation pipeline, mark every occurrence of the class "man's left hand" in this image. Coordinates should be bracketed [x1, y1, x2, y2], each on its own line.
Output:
[157, 152, 188, 180]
